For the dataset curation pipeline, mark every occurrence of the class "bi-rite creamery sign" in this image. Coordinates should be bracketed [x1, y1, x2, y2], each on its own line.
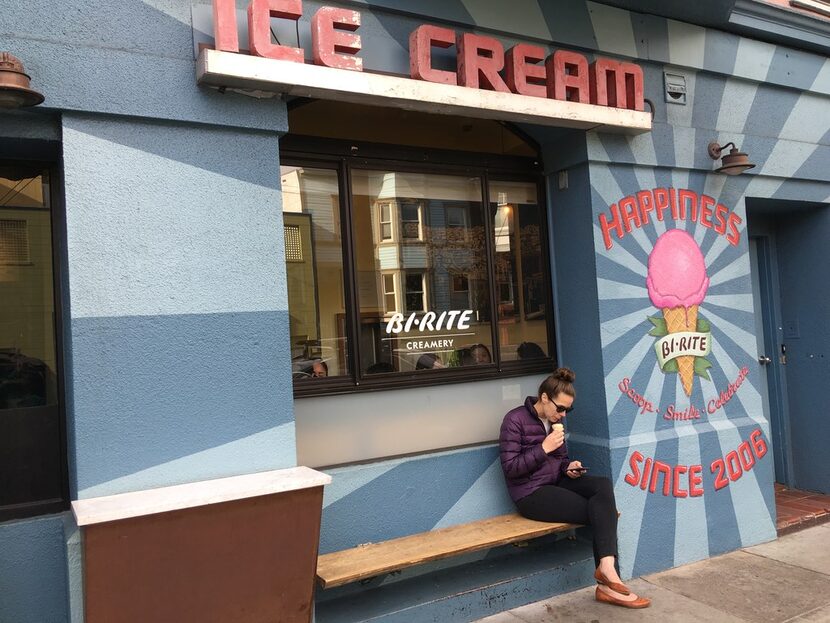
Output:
[197, 0, 652, 133]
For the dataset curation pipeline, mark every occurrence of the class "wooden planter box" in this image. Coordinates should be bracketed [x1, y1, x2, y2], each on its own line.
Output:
[72, 467, 331, 623]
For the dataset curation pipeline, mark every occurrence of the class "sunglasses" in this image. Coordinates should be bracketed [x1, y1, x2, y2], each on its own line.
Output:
[551, 399, 574, 414]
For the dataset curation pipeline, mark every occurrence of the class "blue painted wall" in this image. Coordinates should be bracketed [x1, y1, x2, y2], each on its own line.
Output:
[1, 1, 285, 131]
[2, 0, 830, 622]
[587, 162, 780, 576]
[4, 3, 294, 622]
[61, 114, 295, 499]
[0, 515, 69, 623]
[544, 160, 613, 476]
[320, 446, 514, 554]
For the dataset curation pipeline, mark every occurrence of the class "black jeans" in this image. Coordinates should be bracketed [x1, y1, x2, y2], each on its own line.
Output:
[515, 475, 618, 567]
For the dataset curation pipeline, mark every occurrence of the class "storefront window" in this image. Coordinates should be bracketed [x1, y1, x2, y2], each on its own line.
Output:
[350, 170, 495, 375]
[490, 181, 548, 361]
[281, 105, 554, 394]
[281, 166, 349, 381]
[0, 164, 65, 520]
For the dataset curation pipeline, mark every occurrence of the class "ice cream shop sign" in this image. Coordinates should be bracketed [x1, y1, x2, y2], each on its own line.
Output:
[198, 0, 652, 132]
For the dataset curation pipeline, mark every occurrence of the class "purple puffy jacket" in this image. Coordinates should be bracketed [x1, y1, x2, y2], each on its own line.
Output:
[499, 396, 570, 503]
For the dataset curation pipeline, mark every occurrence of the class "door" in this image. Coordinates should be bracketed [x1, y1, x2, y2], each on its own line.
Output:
[749, 236, 790, 485]
[747, 201, 829, 494]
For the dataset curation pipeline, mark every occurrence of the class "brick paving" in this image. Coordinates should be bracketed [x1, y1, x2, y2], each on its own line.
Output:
[775, 482, 830, 535]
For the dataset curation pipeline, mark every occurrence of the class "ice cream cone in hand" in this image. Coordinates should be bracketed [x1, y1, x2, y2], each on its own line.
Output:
[647, 230, 709, 397]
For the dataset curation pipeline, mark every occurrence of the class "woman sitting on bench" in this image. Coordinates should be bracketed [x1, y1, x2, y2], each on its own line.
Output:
[499, 367, 651, 609]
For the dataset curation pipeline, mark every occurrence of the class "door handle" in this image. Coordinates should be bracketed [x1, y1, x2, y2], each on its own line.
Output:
[758, 355, 772, 365]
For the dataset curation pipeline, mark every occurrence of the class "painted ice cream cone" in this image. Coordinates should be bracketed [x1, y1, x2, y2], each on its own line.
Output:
[647, 230, 710, 397]
[662, 304, 698, 396]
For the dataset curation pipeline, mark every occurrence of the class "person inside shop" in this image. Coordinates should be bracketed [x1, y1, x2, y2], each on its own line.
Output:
[366, 361, 394, 374]
[498, 367, 651, 609]
[459, 343, 492, 366]
[516, 341, 546, 360]
[310, 359, 328, 378]
[416, 353, 445, 370]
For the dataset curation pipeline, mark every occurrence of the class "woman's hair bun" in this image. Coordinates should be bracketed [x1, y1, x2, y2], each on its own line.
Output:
[553, 367, 576, 383]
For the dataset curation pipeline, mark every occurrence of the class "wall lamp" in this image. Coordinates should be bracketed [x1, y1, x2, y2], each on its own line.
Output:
[0, 52, 45, 109]
[708, 141, 755, 175]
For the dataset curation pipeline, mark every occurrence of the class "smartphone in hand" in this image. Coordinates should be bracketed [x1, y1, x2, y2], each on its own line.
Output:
[568, 466, 588, 473]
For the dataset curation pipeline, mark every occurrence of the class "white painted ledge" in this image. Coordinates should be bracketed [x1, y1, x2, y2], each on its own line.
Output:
[197, 49, 652, 134]
[72, 466, 332, 526]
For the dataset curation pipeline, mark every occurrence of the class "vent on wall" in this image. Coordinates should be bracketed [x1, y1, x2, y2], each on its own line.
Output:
[0, 219, 30, 265]
[664, 72, 687, 105]
[284, 224, 303, 262]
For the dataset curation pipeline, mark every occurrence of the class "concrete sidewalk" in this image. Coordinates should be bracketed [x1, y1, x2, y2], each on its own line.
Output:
[476, 523, 830, 623]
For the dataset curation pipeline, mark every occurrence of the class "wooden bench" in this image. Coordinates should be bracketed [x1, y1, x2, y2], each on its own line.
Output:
[316, 513, 580, 589]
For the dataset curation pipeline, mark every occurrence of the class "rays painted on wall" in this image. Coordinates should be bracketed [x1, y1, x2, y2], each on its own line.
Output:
[583, 14, 829, 573]
[590, 161, 778, 578]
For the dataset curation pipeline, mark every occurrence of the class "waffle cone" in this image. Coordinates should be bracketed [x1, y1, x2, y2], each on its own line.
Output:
[662, 305, 699, 396]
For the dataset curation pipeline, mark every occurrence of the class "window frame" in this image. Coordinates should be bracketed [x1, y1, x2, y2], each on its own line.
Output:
[446, 204, 469, 233]
[450, 272, 472, 311]
[399, 200, 423, 241]
[404, 270, 427, 313]
[281, 137, 557, 397]
[0, 146, 70, 523]
[382, 271, 398, 314]
[378, 201, 393, 241]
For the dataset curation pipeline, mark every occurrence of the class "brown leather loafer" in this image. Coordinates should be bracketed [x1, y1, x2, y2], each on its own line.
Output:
[595, 587, 651, 609]
[594, 568, 631, 595]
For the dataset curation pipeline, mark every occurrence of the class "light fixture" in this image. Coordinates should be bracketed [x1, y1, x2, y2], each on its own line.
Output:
[0, 52, 45, 109]
[708, 141, 755, 175]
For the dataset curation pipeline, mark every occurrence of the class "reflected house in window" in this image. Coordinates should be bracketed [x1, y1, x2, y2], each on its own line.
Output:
[356, 170, 490, 372]
[281, 102, 554, 389]
[489, 181, 549, 360]
[281, 166, 348, 378]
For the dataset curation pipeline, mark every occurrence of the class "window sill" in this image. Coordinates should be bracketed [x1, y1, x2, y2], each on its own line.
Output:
[0, 498, 68, 524]
[292, 359, 554, 398]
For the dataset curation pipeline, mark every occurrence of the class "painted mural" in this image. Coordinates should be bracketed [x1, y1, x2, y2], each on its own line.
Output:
[593, 181, 777, 578]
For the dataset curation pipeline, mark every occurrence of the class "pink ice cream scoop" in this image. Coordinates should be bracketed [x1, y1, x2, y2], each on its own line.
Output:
[647, 229, 709, 309]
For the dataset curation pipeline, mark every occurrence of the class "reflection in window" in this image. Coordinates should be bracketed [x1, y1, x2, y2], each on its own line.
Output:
[447, 206, 465, 227]
[0, 220, 31, 265]
[450, 274, 470, 310]
[382, 273, 396, 312]
[0, 171, 55, 402]
[281, 166, 349, 379]
[490, 181, 548, 361]
[0, 165, 63, 514]
[405, 272, 425, 313]
[351, 170, 493, 374]
[379, 203, 392, 240]
[400, 202, 422, 240]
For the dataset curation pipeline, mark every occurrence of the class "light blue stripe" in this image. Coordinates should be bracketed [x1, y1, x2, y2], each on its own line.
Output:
[70, 311, 294, 496]
[62, 115, 285, 319]
[672, 433, 709, 567]
[79, 423, 296, 498]
[320, 446, 497, 553]
[433, 458, 514, 528]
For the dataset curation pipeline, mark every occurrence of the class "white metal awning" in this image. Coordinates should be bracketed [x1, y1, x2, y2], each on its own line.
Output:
[196, 49, 652, 134]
